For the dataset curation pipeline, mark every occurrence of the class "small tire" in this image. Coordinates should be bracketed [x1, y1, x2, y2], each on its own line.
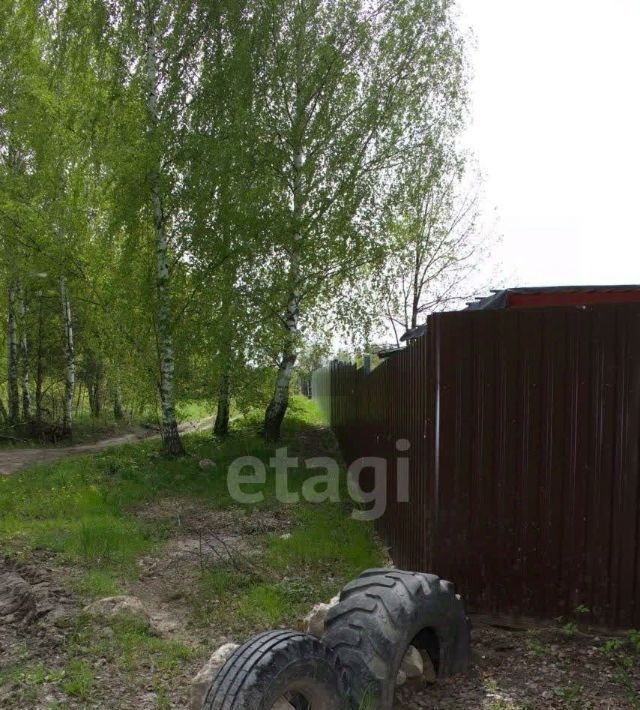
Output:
[202, 629, 349, 709]
[323, 568, 470, 709]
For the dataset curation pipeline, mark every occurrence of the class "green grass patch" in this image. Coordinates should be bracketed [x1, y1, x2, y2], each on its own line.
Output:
[0, 457, 154, 574]
[68, 615, 194, 674]
[266, 504, 381, 573]
[0, 397, 383, 596]
[192, 499, 381, 633]
[1, 396, 386, 705]
[60, 659, 95, 699]
[175, 399, 214, 423]
[73, 569, 124, 599]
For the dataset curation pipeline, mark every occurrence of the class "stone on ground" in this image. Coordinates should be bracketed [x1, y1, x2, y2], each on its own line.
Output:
[83, 595, 151, 628]
[420, 649, 437, 683]
[272, 699, 296, 710]
[303, 594, 340, 638]
[190, 642, 240, 710]
[400, 645, 424, 679]
[199, 459, 216, 470]
[397, 645, 437, 687]
[0, 572, 36, 623]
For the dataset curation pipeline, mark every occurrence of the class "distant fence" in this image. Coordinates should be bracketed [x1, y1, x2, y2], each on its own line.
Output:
[312, 304, 640, 628]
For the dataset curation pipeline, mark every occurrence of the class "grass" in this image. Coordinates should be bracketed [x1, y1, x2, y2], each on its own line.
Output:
[73, 569, 124, 598]
[174, 399, 214, 423]
[0, 398, 213, 449]
[599, 633, 640, 708]
[1, 615, 195, 706]
[552, 683, 583, 703]
[66, 398, 213, 445]
[192, 504, 381, 634]
[0, 395, 385, 707]
[67, 615, 195, 674]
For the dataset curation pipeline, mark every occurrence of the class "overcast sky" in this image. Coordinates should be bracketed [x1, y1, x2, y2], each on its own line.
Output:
[458, 0, 640, 288]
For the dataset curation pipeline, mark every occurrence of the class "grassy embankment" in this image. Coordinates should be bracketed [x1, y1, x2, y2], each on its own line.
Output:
[0, 396, 383, 707]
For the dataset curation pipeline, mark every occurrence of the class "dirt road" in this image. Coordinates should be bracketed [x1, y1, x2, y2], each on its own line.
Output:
[0, 417, 213, 476]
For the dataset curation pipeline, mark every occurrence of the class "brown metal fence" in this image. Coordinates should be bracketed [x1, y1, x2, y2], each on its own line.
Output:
[312, 304, 640, 628]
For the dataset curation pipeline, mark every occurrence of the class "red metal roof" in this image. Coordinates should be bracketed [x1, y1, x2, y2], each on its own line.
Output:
[468, 285, 640, 310]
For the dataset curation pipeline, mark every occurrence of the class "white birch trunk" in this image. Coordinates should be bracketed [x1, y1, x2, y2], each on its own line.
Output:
[19, 292, 32, 422]
[263, 34, 310, 442]
[6, 284, 19, 425]
[35, 291, 44, 423]
[264, 142, 304, 442]
[60, 278, 75, 438]
[144, 9, 184, 455]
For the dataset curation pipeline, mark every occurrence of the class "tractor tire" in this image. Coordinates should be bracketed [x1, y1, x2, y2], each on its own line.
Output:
[202, 629, 349, 710]
[323, 568, 470, 709]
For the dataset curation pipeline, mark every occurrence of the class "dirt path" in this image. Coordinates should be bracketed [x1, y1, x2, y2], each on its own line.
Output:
[0, 417, 213, 476]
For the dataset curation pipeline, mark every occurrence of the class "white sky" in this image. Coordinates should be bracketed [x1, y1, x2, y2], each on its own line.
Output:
[458, 0, 640, 287]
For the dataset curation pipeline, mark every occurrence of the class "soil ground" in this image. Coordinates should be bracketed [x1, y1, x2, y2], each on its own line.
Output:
[0, 417, 212, 476]
[1, 404, 639, 709]
[397, 622, 640, 708]
[3, 498, 638, 709]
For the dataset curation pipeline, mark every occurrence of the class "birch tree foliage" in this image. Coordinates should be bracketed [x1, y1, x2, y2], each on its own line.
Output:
[178, 0, 284, 434]
[0, 0, 475, 446]
[0, 1, 79, 430]
[1, 0, 176, 436]
[244, 0, 468, 440]
[70, 0, 211, 454]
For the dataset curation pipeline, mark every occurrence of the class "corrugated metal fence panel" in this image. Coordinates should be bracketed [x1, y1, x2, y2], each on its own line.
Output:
[319, 304, 640, 627]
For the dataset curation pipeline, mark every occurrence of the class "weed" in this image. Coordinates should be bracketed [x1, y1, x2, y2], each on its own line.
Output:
[483, 677, 499, 693]
[486, 701, 523, 710]
[600, 639, 625, 655]
[60, 660, 95, 699]
[526, 638, 546, 657]
[553, 683, 583, 703]
[199, 565, 254, 598]
[237, 583, 288, 626]
[598, 635, 640, 708]
[73, 569, 123, 599]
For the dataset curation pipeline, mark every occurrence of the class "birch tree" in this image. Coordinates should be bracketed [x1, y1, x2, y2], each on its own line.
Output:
[0, 0, 475, 446]
[180, 0, 268, 438]
[6, 283, 19, 425]
[60, 278, 75, 437]
[141, 3, 183, 454]
[19, 289, 31, 421]
[80, 0, 210, 454]
[246, 0, 467, 440]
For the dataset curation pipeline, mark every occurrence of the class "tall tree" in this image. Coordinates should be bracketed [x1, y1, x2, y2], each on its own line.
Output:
[181, 0, 267, 438]
[141, 2, 183, 454]
[247, 0, 468, 440]
[379, 146, 487, 344]
[74, 0, 209, 454]
[60, 277, 75, 437]
[18, 288, 31, 421]
[6, 283, 19, 425]
[0, 0, 475, 449]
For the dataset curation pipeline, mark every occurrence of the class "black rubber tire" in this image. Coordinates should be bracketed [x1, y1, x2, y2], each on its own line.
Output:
[202, 629, 349, 710]
[323, 568, 470, 709]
